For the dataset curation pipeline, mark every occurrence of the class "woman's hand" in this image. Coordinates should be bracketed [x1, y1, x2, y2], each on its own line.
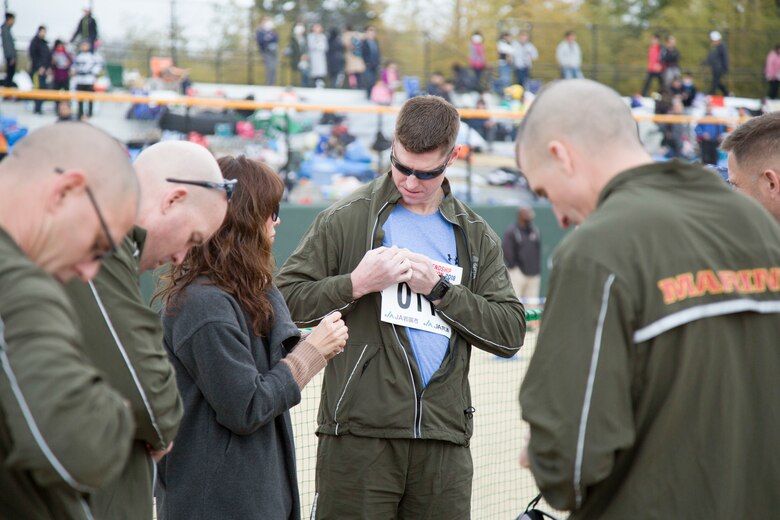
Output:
[307, 311, 348, 360]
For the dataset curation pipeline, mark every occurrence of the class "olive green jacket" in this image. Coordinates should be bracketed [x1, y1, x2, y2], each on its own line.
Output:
[0, 227, 135, 519]
[277, 173, 526, 446]
[520, 162, 780, 518]
[65, 227, 183, 520]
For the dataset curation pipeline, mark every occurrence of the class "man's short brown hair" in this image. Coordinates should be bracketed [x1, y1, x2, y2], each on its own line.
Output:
[722, 112, 780, 175]
[395, 95, 460, 155]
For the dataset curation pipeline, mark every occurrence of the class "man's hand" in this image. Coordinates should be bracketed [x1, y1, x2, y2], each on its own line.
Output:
[350, 246, 413, 299]
[401, 251, 441, 300]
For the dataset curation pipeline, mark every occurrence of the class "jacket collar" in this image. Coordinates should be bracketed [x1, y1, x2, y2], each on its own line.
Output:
[375, 171, 457, 221]
[128, 226, 148, 259]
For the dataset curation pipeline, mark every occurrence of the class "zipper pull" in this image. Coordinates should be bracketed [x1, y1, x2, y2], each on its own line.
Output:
[471, 255, 479, 282]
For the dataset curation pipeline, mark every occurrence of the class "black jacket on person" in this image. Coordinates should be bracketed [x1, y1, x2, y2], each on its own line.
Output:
[706, 43, 729, 73]
[71, 14, 98, 44]
[326, 30, 345, 77]
[28, 35, 51, 73]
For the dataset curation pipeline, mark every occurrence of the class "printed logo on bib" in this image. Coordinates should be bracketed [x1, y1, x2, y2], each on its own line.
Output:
[380, 260, 463, 337]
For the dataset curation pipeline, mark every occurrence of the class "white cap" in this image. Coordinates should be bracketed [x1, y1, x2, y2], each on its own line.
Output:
[710, 30, 722, 41]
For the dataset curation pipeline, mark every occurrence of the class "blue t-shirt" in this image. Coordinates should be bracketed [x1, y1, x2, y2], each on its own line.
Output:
[382, 203, 457, 387]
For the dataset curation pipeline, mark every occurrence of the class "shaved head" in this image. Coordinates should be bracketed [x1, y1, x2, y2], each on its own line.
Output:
[0, 122, 139, 280]
[135, 141, 224, 185]
[515, 80, 652, 228]
[131, 141, 229, 272]
[518, 79, 642, 162]
[2, 122, 138, 206]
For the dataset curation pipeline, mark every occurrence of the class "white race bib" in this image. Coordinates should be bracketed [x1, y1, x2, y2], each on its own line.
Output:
[380, 261, 463, 337]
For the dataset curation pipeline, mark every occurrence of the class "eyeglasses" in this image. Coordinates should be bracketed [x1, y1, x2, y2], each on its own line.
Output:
[272, 203, 280, 222]
[389, 144, 455, 180]
[54, 167, 118, 260]
[166, 177, 238, 201]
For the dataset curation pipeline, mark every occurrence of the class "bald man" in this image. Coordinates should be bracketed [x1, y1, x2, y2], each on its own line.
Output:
[0, 123, 139, 518]
[63, 141, 230, 520]
[722, 111, 780, 223]
[516, 80, 780, 519]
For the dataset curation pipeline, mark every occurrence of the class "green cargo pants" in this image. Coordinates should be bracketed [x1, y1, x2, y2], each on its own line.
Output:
[312, 434, 473, 519]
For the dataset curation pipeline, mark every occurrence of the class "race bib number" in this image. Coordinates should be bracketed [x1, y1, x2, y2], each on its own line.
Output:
[380, 261, 463, 338]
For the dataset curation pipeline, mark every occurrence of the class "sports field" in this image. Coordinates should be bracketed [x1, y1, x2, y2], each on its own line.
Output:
[290, 326, 563, 519]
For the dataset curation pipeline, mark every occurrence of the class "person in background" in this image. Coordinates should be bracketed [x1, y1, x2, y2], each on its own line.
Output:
[502, 206, 542, 305]
[764, 44, 780, 100]
[342, 25, 365, 89]
[706, 30, 729, 96]
[556, 30, 583, 79]
[641, 33, 663, 97]
[1, 12, 16, 88]
[64, 141, 230, 520]
[326, 27, 345, 88]
[0, 122, 139, 519]
[70, 5, 98, 51]
[670, 72, 697, 110]
[469, 31, 487, 91]
[56, 100, 78, 122]
[51, 39, 73, 91]
[462, 98, 495, 150]
[307, 23, 328, 88]
[661, 35, 681, 87]
[28, 25, 51, 115]
[695, 101, 726, 165]
[362, 26, 381, 98]
[285, 22, 306, 86]
[72, 40, 103, 119]
[496, 32, 514, 93]
[256, 16, 279, 86]
[722, 111, 780, 223]
[154, 156, 348, 520]
[512, 31, 538, 89]
[426, 71, 452, 103]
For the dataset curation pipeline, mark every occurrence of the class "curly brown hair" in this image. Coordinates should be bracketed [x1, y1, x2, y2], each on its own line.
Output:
[155, 155, 285, 336]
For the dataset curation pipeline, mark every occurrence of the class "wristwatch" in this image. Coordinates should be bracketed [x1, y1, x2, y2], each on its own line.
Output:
[424, 276, 452, 302]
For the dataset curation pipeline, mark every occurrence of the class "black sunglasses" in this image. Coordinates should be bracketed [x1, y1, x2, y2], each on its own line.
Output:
[272, 203, 280, 222]
[389, 145, 455, 180]
[54, 167, 118, 260]
[166, 177, 238, 201]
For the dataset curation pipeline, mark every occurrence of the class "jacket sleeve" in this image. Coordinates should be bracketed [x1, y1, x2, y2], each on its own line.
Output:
[174, 321, 301, 435]
[436, 227, 526, 358]
[0, 279, 134, 492]
[169, 295, 301, 436]
[276, 211, 357, 327]
[519, 257, 635, 512]
[90, 253, 183, 451]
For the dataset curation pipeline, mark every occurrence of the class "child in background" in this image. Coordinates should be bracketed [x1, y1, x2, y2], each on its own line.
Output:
[71, 40, 103, 118]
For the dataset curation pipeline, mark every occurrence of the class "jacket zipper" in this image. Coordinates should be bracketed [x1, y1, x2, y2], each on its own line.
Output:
[375, 201, 422, 438]
[333, 345, 368, 435]
[411, 210, 476, 437]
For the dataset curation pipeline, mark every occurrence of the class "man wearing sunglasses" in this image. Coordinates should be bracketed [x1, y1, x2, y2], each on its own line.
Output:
[278, 96, 525, 519]
[64, 140, 229, 520]
[0, 123, 140, 519]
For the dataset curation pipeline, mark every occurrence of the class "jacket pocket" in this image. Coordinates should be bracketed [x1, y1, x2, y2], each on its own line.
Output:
[323, 343, 380, 435]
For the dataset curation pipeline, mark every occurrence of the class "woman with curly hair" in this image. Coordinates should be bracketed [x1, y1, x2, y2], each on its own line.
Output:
[154, 156, 348, 520]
